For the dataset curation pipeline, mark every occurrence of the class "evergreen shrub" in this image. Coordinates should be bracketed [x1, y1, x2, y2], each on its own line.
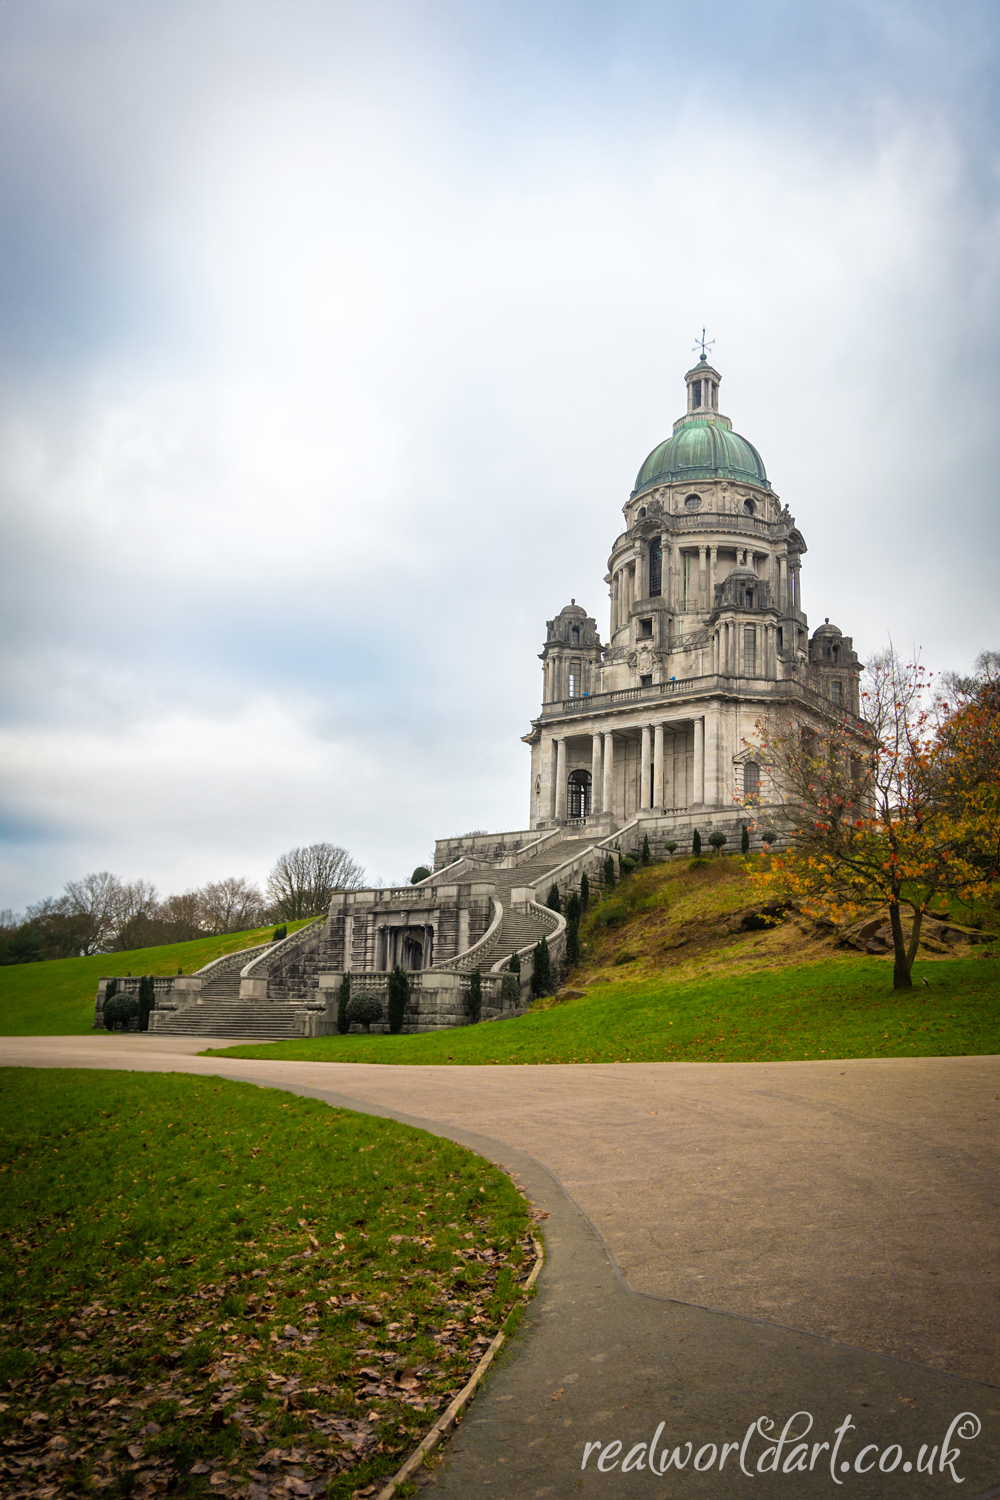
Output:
[345, 992, 382, 1033]
[546, 884, 562, 914]
[692, 829, 702, 856]
[603, 854, 616, 889]
[708, 831, 727, 855]
[271, 924, 287, 943]
[565, 919, 580, 965]
[410, 867, 432, 885]
[500, 972, 520, 1009]
[619, 854, 637, 877]
[387, 965, 409, 1034]
[467, 969, 482, 1024]
[664, 841, 678, 855]
[337, 974, 351, 1035]
[580, 871, 590, 909]
[508, 949, 521, 976]
[530, 936, 552, 997]
[761, 830, 777, 847]
[103, 991, 139, 1032]
[741, 823, 751, 854]
[138, 975, 155, 1032]
[566, 893, 582, 925]
[641, 834, 651, 865]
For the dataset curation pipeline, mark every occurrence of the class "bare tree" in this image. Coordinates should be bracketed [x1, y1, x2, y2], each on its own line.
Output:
[110, 879, 161, 952]
[266, 844, 366, 920]
[198, 876, 268, 935]
[63, 872, 126, 954]
[158, 891, 206, 941]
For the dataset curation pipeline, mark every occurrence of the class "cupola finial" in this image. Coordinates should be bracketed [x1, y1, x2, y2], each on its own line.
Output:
[692, 327, 715, 362]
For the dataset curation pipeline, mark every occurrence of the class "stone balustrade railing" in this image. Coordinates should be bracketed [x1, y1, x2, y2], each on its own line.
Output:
[436, 900, 505, 973]
[241, 917, 324, 981]
[195, 943, 272, 978]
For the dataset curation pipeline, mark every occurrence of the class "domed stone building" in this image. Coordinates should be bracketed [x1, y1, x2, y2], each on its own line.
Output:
[132, 352, 864, 1039]
[522, 354, 861, 833]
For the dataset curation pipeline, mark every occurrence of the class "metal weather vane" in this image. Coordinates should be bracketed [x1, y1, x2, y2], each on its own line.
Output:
[692, 328, 715, 360]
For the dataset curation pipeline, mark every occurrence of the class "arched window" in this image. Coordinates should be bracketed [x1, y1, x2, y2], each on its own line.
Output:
[568, 769, 592, 819]
[684, 494, 701, 512]
[743, 498, 755, 516]
[648, 539, 662, 596]
[638, 506, 646, 517]
[744, 763, 760, 798]
[571, 626, 580, 645]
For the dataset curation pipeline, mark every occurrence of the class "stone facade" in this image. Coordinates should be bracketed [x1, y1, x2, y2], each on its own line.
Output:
[523, 356, 861, 835]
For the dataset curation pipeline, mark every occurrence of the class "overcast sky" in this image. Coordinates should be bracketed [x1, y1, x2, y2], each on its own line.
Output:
[1, 0, 999, 909]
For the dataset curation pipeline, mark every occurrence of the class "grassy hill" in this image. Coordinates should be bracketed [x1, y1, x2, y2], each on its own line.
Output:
[0, 920, 313, 1036]
[210, 857, 1000, 1066]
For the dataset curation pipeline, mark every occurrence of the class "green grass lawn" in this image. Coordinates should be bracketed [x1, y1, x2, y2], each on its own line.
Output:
[205, 953, 1000, 1066]
[0, 921, 314, 1037]
[0, 1069, 533, 1498]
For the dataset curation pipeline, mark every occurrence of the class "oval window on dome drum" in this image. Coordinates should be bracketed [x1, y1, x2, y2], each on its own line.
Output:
[743, 498, 755, 516]
[684, 494, 702, 512]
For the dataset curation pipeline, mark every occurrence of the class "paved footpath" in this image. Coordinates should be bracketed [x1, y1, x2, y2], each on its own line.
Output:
[2, 1035, 999, 1498]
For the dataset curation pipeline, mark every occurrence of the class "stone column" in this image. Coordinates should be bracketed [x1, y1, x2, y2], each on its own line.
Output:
[591, 732, 603, 815]
[698, 545, 707, 607]
[611, 573, 619, 634]
[603, 731, 615, 818]
[638, 542, 648, 601]
[704, 709, 718, 806]
[653, 722, 664, 809]
[792, 560, 801, 612]
[661, 533, 671, 608]
[709, 545, 718, 610]
[779, 553, 788, 610]
[640, 724, 651, 811]
[693, 717, 705, 804]
[549, 739, 558, 821]
[555, 738, 567, 821]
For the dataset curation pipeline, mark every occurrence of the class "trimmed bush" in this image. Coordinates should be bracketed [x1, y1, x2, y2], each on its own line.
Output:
[387, 965, 409, 1034]
[641, 834, 651, 866]
[507, 949, 521, 976]
[345, 992, 382, 1033]
[530, 936, 552, 998]
[104, 978, 119, 1010]
[565, 893, 582, 925]
[565, 918, 580, 966]
[761, 829, 777, 847]
[546, 884, 562, 914]
[103, 991, 139, 1032]
[664, 840, 678, 855]
[692, 829, 702, 856]
[410, 867, 431, 885]
[619, 854, 637, 877]
[467, 969, 482, 1024]
[603, 854, 616, 889]
[500, 972, 520, 1010]
[708, 831, 727, 855]
[138, 974, 155, 1032]
[271, 924, 287, 943]
[337, 974, 351, 1035]
[741, 823, 751, 855]
[580, 871, 590, 910]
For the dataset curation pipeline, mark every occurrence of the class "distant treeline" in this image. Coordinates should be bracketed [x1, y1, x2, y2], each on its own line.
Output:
[1, 843, 365, 964]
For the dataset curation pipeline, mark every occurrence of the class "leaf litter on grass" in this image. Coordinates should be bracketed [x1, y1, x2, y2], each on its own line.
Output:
[0, 1070, 536, 1499]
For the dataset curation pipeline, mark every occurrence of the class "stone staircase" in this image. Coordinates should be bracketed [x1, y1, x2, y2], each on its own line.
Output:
[154, 1001, 305, 1039]
[464, 837, 582, 973]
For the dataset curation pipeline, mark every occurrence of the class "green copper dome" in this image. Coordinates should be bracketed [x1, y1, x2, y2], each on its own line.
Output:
[633, 420, 769, 494]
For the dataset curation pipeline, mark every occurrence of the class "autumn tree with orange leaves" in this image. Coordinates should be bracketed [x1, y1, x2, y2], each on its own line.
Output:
[749, 648, 999, 990]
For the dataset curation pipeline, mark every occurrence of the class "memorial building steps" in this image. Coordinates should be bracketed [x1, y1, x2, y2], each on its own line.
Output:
[155, 1001, 304, 1039]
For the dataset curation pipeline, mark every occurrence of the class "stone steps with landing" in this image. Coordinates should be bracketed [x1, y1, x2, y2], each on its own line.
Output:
[155, 1002, 305, 1039]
